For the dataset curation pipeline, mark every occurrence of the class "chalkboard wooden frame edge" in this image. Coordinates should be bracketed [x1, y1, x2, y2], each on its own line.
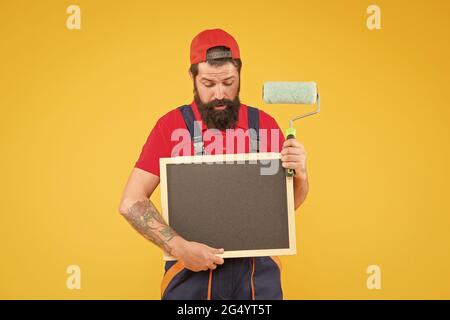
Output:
[159, 152, 297, 261]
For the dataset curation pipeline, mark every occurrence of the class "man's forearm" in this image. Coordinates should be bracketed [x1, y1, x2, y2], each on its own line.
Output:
[293, 171, 309, 210]
[120, 198, 180, 255]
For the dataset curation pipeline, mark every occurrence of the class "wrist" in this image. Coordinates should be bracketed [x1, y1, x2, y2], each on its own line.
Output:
[167, 235, 187, 258]
[295, 169, 307, 180]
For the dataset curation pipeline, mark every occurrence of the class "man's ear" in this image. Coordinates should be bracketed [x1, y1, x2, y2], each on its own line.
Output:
[188, 69, 194, 81]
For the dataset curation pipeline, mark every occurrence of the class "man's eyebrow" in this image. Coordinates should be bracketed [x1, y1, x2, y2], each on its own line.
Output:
[200, 76, 235, 82]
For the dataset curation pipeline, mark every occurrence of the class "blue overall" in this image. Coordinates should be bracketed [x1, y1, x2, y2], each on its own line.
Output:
[161, 105, 283, 300]
[162, 257, 282, 300]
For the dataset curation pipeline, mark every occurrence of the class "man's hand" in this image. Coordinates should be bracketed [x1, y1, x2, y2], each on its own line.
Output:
[170, 236, 225, 272]
[281, 138, 309, 209]
[280, 138, 307, 177]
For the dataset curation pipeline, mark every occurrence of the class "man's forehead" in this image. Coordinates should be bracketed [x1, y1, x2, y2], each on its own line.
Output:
[197, 62, 238, 80]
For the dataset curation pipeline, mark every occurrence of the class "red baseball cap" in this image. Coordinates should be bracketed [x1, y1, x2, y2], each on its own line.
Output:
[190, 28, 241, 65]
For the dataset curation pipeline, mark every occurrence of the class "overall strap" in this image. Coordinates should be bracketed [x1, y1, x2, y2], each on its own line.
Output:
[178, 105, 204, 155]
[247, 106, 260, 153]
[178, 104, 260, 154]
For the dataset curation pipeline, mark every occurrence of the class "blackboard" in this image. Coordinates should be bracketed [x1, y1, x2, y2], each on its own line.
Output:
[160, 152, 296, 260]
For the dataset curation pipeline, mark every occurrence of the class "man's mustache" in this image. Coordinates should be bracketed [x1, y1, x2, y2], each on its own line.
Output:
[203, 99, 235, 109]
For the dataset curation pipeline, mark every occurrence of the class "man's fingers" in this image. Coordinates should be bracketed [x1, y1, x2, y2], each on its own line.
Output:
[209, 263, 217, 270]
[213, 255, 225, 265]
[209, 247, 224, 254]
[281, 146, 302, 155]
[283, 139, 301, 148]
[282, 161, 297, 169]
[281, 155, 301, 162]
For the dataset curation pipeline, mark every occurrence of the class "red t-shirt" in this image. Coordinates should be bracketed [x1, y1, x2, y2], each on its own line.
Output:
[135, 100, 285, 177]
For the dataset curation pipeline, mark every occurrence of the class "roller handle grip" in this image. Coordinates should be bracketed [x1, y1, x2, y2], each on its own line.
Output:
[285, 131, 296, 177]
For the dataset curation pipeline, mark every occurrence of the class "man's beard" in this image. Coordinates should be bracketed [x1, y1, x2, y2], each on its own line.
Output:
[194, 83, 241, 131]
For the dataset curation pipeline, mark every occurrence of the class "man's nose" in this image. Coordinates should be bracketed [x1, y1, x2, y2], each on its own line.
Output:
[213, 85, 225, 100]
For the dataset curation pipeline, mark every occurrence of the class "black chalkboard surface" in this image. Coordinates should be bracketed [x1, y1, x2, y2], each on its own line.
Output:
[160, 153, 296, 260]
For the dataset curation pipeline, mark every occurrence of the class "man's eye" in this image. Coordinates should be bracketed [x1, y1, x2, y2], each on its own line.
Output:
[224, 82, 233, 86]
[204, 83, 215, 88]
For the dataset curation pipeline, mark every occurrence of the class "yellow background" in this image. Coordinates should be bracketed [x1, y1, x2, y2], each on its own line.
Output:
[1, 0, 449, 299]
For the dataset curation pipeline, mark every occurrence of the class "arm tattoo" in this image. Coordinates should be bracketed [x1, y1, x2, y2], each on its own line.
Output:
[122, 199, 178, 254]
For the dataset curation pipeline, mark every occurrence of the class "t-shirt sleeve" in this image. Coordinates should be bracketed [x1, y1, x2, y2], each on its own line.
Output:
[134, 119, 169, 177]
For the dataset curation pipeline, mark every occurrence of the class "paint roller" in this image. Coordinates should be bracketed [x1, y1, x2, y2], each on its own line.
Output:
[262, 81, 320, 177]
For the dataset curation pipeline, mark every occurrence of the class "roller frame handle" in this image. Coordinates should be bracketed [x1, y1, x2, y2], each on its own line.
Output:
[285, 127, 296, 177]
